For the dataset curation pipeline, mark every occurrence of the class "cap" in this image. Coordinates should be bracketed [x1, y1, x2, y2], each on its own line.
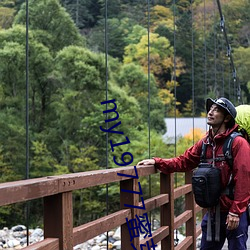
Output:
[206, 97, 237, 119]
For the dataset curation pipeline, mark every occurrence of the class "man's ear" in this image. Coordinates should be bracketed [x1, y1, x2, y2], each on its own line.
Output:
[224, 114, 232, 123]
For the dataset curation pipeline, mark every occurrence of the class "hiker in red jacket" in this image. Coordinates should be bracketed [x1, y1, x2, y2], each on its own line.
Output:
[138, 97, 250, 250]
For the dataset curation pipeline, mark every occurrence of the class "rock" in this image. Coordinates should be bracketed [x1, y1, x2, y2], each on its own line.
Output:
[11, 226, 26, 232]
[107, 231, 114, 237]
[113, 227, 120, 240]
[113, 240, 121, 249]
[0, 230, 8, 238]
[95, 234, 106, 243]
[7, 239, 20, 247]
[108, 237, 116, 243]
[30, 228, 43, 238]
[92, 245, 101, 250]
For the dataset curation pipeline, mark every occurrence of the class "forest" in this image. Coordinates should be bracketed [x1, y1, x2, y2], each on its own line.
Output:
[0, 0, 249, 228]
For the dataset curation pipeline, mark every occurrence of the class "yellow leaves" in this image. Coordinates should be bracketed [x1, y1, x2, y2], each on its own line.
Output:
[149, 5, 174, 32]
[124, 32, 174, 75]
[200, 112, 207, 118]
[184, 128, 205, 142]
[183, 99, 193, 115]
[158, 88, 174, 105]
[124, 31, 186, 84]
[176, 128, 205, 156]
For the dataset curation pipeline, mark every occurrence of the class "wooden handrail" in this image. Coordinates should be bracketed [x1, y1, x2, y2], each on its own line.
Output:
[0, 165, 203, 249]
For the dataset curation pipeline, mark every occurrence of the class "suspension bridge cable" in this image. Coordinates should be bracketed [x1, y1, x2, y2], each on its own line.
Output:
[147, 0, 152, 225]
[173, 1, 177, 157]
[172, 0, 179, 245]
[191, 0, 195, 145]
[25, 0, 30, 245]
[147, 0, 151, 160]
[203, 0, 207, 97]
[213, 0, 217, 94]
[218, 32, 225, 96]
[216, 0, 242, 103]
[104, 0, 109, 247]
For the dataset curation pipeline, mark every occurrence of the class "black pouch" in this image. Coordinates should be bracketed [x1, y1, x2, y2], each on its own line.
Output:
[192, 163, 221, 208]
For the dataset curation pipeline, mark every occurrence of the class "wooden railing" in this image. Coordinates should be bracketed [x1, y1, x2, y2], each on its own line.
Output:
[0, 165, 203, 250]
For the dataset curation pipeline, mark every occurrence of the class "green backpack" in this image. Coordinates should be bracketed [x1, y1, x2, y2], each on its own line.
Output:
[235, 105, 250, 142]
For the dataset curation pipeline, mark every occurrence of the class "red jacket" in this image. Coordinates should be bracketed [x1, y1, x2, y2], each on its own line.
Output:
[154, 124, 250, 216]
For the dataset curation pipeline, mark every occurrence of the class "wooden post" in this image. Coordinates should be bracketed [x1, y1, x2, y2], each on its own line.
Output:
[161, 173, 174, 250]
[120, 178, 140, 250]
[44, 192, 73, 250]
[185, 171, 196, 250]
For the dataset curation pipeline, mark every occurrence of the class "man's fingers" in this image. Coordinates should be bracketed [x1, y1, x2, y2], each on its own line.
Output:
[137, 159, 155, 166]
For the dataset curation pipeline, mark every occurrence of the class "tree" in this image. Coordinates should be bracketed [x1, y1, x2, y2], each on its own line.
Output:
[60, 0, 101, 29]
[149, 5, 174, 33]
[124, 31, 185, 87]
[116, 62, 166, 132]
[234, 46, 250, 102]
[14, 0, 84, 52]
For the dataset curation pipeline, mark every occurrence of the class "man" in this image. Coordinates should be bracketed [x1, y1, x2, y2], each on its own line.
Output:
[138, 97, 250, 250]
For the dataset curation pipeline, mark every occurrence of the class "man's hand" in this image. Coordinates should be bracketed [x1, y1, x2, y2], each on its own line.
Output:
[226, 213, 240, 230]
[137, 159, 155, 166]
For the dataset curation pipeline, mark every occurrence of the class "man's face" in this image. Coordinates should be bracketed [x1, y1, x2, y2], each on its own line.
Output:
[207, 104, 226, 127]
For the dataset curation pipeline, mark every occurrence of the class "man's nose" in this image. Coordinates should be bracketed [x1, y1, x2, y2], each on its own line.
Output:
[207, 109, 214, 116]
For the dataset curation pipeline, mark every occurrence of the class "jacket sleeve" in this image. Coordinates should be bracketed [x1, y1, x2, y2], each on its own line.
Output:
[229, 136, 250, 215]
[153, 140, 203, 174]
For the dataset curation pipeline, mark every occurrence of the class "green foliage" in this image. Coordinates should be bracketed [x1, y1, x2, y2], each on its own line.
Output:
[61, 0, 101, 29]
[234, 46, 250, 101]
[0, 0, 249, 229]
[116, 63, 165, 131]
[30, 141, 57, 177]
[14, 0, 85, 52]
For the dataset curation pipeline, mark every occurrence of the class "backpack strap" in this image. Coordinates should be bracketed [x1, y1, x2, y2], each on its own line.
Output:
[200, 142, 208, 163]
[223, 131, 242, 169]
[223, 132, 242, 200]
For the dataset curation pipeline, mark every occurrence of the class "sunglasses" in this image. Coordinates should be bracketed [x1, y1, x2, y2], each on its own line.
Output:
[215, 99, 227, 108]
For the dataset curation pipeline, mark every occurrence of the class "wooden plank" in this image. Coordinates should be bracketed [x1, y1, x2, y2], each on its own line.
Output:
[0, 177, 59, 206]
[195, 204, 203, 213]
[44, 192, 73, 250]
[120, 178, 140, 250]
[140, 226, 169, 246]
[22, 238, 59, 250]
[174, 210, 192, 229]
[136, 194, 169, 216]
[174, 184, 192, 199]
[185, 171, 196, 250]
[175, 236, 193, 250]
[0, 165, 156, 206]
[161, 173, 174, 250]
[73, 209, 131, 245]
[196, 226, 202, 237]
[58, 165, 156, 192]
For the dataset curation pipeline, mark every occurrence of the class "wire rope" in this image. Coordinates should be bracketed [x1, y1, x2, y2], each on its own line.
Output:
[173, 1, 177, 159]
[147, 0, 152, 227]
[104, 0, 109, 247]
[215, 0, 242, 104]
[191, 0, 195, 145]
[172, 0, 179, 245]
[213, 0, 217, 94]
[25, 0, 30, 245]
[203, 0, 207, 98]
[218, 30, 225, 96]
